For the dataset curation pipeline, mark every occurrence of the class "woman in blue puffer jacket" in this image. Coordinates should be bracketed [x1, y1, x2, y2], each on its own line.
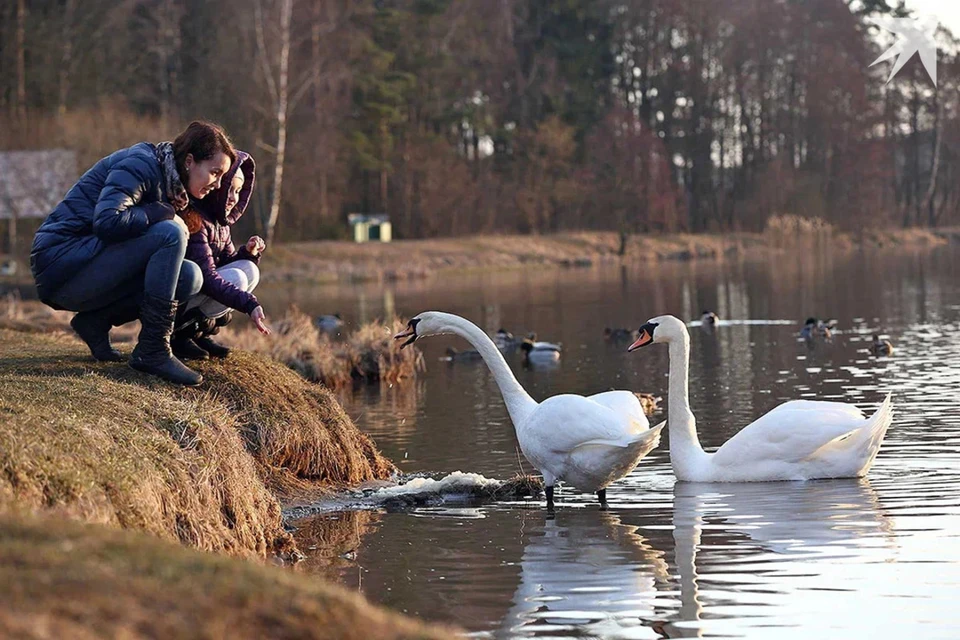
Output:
[30, 120, 236, 386]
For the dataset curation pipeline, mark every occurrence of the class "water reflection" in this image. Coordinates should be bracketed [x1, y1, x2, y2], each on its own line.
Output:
[664, 480, 896, 638]
[337, 381, 425, 469]
[500, 480, 897, 639]
[292, 510, 381, 583]
[503, 510, 669, 638]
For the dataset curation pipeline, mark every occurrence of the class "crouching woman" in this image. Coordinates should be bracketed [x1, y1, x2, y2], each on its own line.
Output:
[30, 120, 237, 386]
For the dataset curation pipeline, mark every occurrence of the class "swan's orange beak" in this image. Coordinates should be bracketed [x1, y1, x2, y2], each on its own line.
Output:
[627, 327, 654, 352]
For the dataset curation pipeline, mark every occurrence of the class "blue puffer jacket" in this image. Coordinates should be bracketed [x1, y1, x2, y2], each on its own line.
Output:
[30, 142, 168, 305]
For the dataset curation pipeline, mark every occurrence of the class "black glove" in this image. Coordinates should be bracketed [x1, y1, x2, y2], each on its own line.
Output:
[143, 201, 176, 224]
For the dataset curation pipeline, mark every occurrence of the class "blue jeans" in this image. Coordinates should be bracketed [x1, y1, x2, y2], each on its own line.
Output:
[48, 220, 202, 313]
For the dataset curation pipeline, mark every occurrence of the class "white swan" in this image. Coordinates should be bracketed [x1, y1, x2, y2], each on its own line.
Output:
[395, 312, 665, 507]
[627, 315, 894, 482]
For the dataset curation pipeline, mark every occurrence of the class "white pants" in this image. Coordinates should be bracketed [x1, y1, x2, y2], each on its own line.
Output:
[184, 260, 260, 319]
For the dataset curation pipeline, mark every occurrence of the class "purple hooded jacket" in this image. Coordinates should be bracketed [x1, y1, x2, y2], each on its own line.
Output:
[185, 150, 260, 314]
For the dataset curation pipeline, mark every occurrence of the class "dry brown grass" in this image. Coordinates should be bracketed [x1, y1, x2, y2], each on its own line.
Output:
[194, 350, 396, 500]
[263, 232, 754, 282]
[0, 328, 397, 559]
[348, 316, 426, 383]
[0, 299, 424, 390]
[220, 307, 425, 388]
[0, 511, 455, 640]
[491, 473, 544, 499]
[0, 292, 76, 334]
[763, 214, 835, 249]
[0, 106, 169, 171]
[0, 330, 293, 560]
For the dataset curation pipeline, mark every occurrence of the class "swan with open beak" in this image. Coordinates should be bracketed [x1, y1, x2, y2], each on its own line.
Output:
[394, 318, 420, 349]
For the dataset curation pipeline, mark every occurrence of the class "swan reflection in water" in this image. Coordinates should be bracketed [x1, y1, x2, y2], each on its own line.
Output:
[662, 479, 896, 639]
[504, 479, 894, 639]
[503, 509, 669, 638]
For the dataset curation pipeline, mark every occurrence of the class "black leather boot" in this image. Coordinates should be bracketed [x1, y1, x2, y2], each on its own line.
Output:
[70, 296, 141, 362]
[129, 294, 203, 386]
[170, 307, 210, 361]
[71, 312, 124, 362]
[194, 316, 231, 358]
[171, 322, 210, 361]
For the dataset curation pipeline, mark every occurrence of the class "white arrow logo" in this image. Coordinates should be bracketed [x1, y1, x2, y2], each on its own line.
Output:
[869, 15, 939, 86]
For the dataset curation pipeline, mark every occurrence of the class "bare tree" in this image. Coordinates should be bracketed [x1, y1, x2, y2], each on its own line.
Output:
[58, 0, 77, 116]
[255, 0, 293, 245]
[15, 0, 26, 121]
[311, 0, 354, 223]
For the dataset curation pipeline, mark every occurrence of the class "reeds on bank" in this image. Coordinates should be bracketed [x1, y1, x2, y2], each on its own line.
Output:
[220, 308, 425, 388]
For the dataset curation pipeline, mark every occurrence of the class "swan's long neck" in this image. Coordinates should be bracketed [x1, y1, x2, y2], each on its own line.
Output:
[667, 329, 709, 478]
[441, 316, 538, 426]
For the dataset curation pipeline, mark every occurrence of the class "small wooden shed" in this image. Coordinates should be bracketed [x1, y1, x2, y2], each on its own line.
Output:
[348, 214, 392, 243]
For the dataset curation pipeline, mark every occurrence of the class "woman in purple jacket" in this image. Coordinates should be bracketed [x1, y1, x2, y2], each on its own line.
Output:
[173, 150, 271, 359]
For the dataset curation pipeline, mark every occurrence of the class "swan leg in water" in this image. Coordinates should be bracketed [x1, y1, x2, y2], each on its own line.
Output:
[545, 485, 555, 510]
[597, 488, 608, 507]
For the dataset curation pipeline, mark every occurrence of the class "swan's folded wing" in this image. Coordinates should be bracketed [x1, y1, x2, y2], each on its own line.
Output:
[528, 395, 643, 453]
[709, 400, 869, 468]
[587, 391, 650, 430]
[761, 400, 865, 423]
[576, 420, 665, 450]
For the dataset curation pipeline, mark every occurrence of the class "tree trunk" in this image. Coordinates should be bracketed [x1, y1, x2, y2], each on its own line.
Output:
[907, 79, 921, 228]
[58, 0, 77, 117]
[16, 0, 26, 121]
[378, 120, 389, 210]
[7, 214, 17, 256]
[923, 93, 943, 227]
[312, 0, 329, 221]
[265, 0, 293, 244]
[157, 0, 183, 127]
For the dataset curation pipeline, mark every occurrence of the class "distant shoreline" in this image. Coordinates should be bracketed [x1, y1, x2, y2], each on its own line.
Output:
[260, 228, 958, 285]
[3, 228, 956, 297]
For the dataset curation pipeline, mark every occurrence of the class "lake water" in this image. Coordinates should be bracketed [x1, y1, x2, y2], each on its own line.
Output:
[262, 247, 960, 639]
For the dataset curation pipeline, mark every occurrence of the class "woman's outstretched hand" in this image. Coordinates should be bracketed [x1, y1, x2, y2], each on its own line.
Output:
[246, 235, 266, 256]
[251, 306, 271, 335]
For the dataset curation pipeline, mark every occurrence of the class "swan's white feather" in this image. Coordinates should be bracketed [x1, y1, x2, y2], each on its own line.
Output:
[710, 400, 867, 467]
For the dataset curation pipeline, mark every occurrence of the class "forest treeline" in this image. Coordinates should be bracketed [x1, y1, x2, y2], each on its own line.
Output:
[1, 0, 956, 242]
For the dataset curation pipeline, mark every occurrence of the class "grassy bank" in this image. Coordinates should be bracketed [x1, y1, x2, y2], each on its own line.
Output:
[1, 296, 424, 391]
[262, 225, 955, 284]
[0, 328, 395, 558]
[0, 511, 454, 639]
